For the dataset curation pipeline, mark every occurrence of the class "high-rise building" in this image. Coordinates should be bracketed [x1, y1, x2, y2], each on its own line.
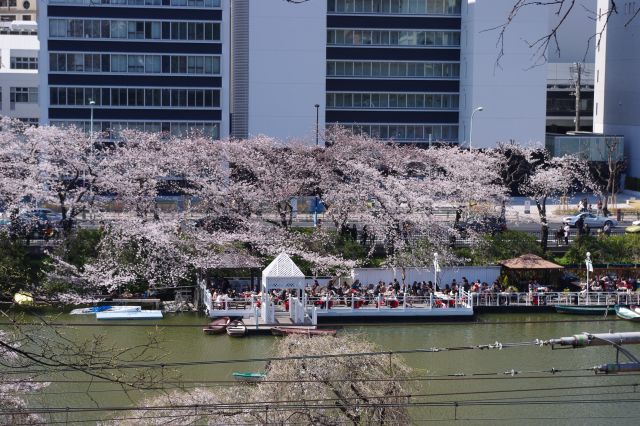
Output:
[38, 0, 229, 140]
[594, 0, 640, 186]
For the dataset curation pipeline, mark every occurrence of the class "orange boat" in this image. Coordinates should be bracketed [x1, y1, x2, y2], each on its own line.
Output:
[202, 317, 230, 335]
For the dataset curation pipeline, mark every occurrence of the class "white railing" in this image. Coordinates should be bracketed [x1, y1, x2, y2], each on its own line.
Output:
[470, 291, 640, 307]
[304, 292, 471, 311]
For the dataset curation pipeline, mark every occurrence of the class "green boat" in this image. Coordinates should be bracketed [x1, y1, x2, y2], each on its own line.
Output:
[555, 304, 616, 315]
[232, 372, 266, 382]
[615, 305, 640, 322]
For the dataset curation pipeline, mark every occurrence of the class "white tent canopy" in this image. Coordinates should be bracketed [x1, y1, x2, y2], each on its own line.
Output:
[261, 252, 305, 292]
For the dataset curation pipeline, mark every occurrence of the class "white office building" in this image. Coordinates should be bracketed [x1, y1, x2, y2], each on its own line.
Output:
[0, 22, 39, 124]
[594, 0, 640, 184]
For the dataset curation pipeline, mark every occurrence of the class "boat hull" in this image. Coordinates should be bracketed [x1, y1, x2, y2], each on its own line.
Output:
[555, 305, 615, 315]
[71, 306, 142, 315]
[203, 317, 230, 335]
[232, 372, 265, 382]
[271, 327, 337, 337]
[96, 310, 163, 320]
[615, 305, 640, 321]
[226, 320, 247, 337]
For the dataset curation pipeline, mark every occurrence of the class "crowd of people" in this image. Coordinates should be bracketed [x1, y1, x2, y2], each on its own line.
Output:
[209, 276, 507, 309]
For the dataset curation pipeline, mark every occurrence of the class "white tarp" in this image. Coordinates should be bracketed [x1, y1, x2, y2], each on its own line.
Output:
[351, 266, 502, 286]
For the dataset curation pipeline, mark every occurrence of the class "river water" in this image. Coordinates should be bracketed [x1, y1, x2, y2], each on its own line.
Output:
[5, 311, 640, 425]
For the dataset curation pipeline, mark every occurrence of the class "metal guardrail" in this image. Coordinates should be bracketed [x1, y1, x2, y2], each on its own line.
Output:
[470, 291, 640, 307]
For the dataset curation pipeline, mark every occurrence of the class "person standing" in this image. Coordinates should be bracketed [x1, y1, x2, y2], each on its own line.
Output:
[563, 224, 570, 245]
[603, 222, 611, 236]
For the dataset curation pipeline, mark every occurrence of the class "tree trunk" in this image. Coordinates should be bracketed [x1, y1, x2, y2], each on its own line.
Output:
[536, 198, 548, 252]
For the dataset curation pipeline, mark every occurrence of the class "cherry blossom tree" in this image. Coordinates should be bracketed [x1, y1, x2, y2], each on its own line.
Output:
[0, 119, 110, 234]
[110, 334, 413, 425]
[495, 143, 591, 251]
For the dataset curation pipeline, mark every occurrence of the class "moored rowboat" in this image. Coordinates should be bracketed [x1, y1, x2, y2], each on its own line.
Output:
[232, 372, 266, 382]
[555, 305, 615, 315]
[71, 305, 142, 315]
[271, 327, 337, 337]
[96, 310, 163, 320]
[226, 319, 247, 337]
[203, 317, 230, 335]
[615, 305, 640, 322]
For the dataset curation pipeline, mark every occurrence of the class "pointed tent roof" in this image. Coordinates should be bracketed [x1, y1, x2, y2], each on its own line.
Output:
[262, 252, 305, 278]
[499, 254, 564, 270]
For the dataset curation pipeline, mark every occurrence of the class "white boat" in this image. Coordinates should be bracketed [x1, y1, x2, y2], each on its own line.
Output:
[70, 305, 142, 315]
[96, 310, 163, 320]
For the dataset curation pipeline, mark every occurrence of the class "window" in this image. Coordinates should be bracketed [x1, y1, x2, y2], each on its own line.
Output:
[326, 91, 458, 110]
[10, 56, 37, 69]
[127, 55, 144, 72]
[327, 29, 460, 47]
[49, 53, 220, 75]
[10, 87, 38, 109]
[328, 0, 461, 15]
[145, 55, 161, 73]
[327, 61, 459, 78]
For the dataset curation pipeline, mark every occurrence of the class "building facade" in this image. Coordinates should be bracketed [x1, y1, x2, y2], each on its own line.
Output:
[1, 0, 36, 22]
[0, 30, 39, 124]
[38, 0, 229, 140]
[546, 62, 594, 134]
[594, 0, 640, 185]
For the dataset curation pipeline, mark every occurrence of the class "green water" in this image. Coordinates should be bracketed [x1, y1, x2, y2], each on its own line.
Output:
[5, 312, 640, 425]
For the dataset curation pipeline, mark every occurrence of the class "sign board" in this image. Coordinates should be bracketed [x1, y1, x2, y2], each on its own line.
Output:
[524, 200, 531, 214]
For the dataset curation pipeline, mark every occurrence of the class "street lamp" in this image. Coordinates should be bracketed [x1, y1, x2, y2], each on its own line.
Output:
[89, 99, 95, 138]
[469, 106, 484, 150]
[313, 103, 321, 227]
[88, 99, 96, 221]
[314, 104, 320, 146]
[433, 252, 440, 291]
[585, 251, 592, 302]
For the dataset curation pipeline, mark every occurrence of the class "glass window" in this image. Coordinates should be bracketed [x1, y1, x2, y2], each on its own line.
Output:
[145, 55, 161, 73]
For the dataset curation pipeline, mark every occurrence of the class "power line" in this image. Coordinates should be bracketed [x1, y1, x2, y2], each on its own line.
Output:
[11, 414, 640, 426]
[5, 395, 640, 416]
[0, 339, 555, 374]
[3, 371, 639, 386]
[1, 380, 638, 399]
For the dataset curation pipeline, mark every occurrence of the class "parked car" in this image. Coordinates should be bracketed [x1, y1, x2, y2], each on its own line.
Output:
[632, 220, 640, 226]
[562, 212, 617, 228]
[22, 208, 63, 223]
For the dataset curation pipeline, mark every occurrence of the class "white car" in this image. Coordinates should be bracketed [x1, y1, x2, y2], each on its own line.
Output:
[562, 212, 617, 228]
[633, 220, 640, 226]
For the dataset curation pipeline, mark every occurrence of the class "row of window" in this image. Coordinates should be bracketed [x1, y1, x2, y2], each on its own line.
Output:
[49, 19, 220, 41]
[49, 0, 221, 7]
[327, 92, 459, 110]
[10, 56, 38, 70]
[9, 87, 38, 109]
[50, 120, 220, 139]
[327, 29, 460, 47]
[50, 87, 221, 108]
[338, 123, 458, 141]
[49, 53, 221, 75]
[328, 0, 461, 15]
[327, 60, 459, 78]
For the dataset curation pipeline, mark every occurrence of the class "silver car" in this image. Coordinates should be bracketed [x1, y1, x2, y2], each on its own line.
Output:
[562, 212, 617, 228]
